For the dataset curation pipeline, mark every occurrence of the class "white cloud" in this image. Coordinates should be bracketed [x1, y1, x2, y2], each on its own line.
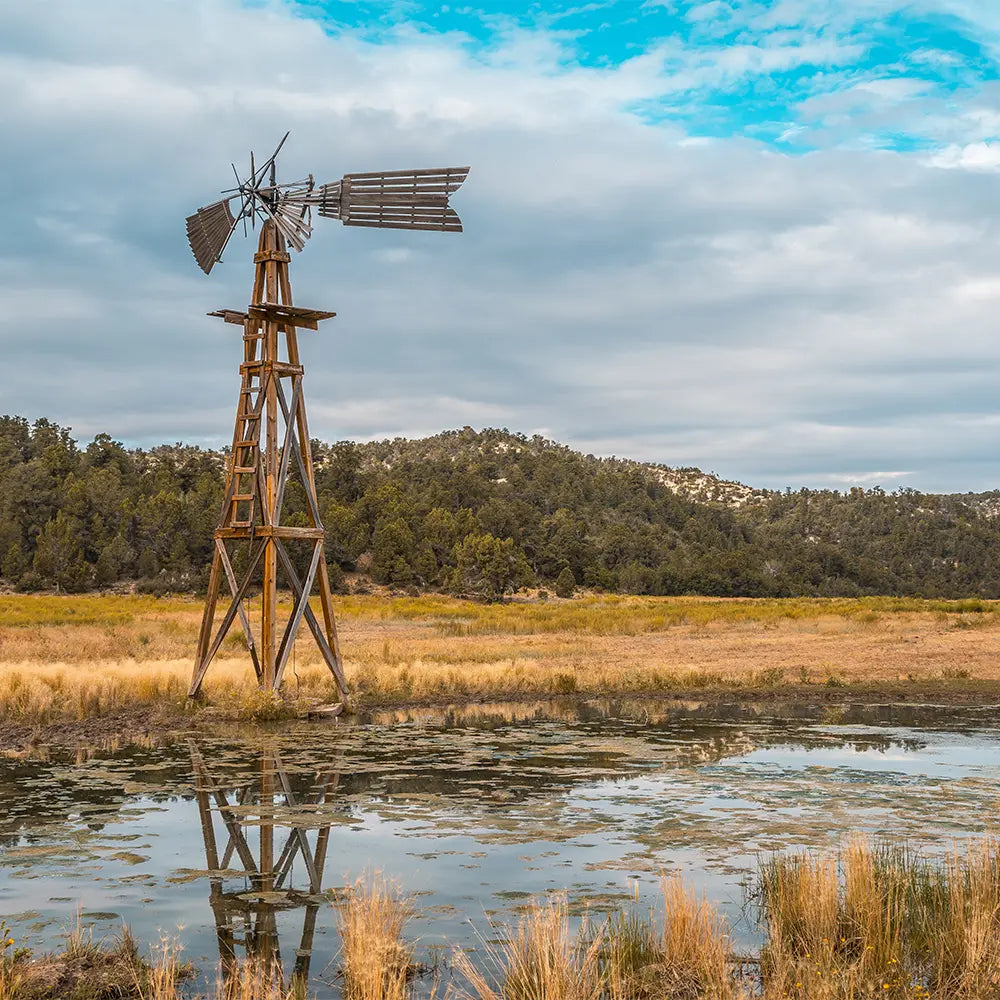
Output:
[930, 141, 1000, 172]
[2, 0, 1000, 493]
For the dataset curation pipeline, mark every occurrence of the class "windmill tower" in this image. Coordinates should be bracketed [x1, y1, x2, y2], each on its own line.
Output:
[184, 135, 469, 701]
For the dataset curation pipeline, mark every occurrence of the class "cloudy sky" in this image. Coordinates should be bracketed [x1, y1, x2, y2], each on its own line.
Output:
[3, 0, 1000, 492]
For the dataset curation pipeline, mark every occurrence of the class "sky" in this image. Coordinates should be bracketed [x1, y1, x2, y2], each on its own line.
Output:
[2, 0, 1000, 492]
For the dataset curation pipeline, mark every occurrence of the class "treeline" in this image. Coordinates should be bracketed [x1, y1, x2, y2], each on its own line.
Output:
[2, 416, 1000, 599]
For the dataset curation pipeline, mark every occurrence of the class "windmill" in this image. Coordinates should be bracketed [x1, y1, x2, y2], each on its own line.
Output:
[185, 134, 469, 704]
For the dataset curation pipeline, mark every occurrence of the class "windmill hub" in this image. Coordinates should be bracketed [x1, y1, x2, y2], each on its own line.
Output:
[185, 135, 468, 704]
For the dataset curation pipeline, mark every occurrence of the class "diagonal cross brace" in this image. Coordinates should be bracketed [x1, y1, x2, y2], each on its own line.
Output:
[274, 539, 347, 696]
[273, 542, 323, 690]
[216, 539, 262, 682]
[275, 378, 322, 528]
[189, 540, 267, 697]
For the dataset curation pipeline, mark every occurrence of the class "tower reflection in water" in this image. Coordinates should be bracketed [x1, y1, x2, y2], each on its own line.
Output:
[190, 743, 340, 990]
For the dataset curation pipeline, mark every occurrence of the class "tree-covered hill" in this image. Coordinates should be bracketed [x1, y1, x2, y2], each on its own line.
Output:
[2, 415, 999, 599]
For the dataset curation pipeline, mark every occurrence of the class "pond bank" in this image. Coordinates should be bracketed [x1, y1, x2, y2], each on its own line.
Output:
[3, 593, 1000, 742]
[2, 679, 1000, 748]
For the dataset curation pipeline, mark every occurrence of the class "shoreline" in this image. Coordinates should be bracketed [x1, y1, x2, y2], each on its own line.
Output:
[3, 679, 999, 748]
[4, 592, 1000, 746]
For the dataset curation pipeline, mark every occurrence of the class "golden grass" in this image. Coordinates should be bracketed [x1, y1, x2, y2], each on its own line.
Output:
[335, 875, 414, 1000]
[758, 836, 1000, 999]
[656, 878, 734, 999]
[454, 895, 605, 1000]
[215, 958, 302, 1000]
[452, 838, 1000, 1000]
[0, 920, 296, 1000]
[2, 593, 1000, 721]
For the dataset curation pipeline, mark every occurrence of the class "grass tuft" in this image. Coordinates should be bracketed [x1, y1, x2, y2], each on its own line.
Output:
[335, 874, 415, 1000]
[454, 895, 604, 1000]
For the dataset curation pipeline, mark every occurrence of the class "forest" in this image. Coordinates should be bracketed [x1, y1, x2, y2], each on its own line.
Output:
[2, 414, 1000, 600]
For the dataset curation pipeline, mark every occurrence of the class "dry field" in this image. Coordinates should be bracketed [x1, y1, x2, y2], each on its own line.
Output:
[0, 593, 999, 722]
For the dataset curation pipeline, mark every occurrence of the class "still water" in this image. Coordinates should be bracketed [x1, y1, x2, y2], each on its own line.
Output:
[1, 699, 999, 994]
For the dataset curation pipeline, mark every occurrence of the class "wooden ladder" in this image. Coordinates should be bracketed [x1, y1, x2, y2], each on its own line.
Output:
[229, 373, 262, 529]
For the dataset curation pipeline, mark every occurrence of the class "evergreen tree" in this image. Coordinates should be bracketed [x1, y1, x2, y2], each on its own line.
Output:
[555, 565, 576, 598]
[450, 533, 533, 602]
[33, 511, 89, 592]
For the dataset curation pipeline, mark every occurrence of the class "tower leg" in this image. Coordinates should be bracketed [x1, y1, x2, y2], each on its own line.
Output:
[190, 548, 224, 697]
[261, 540, 277, 690]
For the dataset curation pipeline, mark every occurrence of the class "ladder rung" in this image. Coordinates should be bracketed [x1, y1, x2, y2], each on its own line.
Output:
[231, 494, 255, 503]
[230, 520, 253, 528]
[232, 466, 256, 475]
[235, 440, 257, 449]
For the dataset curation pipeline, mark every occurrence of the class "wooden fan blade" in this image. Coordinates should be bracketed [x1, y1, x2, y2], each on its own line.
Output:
[185, 198, 236, 274]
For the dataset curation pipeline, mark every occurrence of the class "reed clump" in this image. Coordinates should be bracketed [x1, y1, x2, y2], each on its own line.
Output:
[215, 958, 303, 1000]
[758, 836, 1000, 999]
[600, 879, 736, 1000]
[454, 894, 604, 1000]
[0, 923, 296, 1000]
[0, 919, 195, 1000]
[335, 875, 415, 1000]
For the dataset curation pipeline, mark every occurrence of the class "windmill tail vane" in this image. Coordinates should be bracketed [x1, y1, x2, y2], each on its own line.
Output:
[186, 132, 470, 273]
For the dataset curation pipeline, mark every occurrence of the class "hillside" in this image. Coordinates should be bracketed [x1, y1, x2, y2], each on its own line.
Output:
[2, 416, 1000, 599]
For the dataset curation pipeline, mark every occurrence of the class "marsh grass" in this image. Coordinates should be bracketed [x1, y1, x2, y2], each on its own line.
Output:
[0, 917, 194, 1000]
[216, 958, 303, 1000]
[335, 875, 415, 1000]
[456, 840, 1000, 1000]
[0, 920, 293, 1000]
[454, 895, 604, 1000]
[757, 836, 1000, 999]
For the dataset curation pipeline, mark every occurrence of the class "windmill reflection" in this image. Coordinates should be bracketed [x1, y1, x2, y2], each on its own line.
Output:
[190, 744, 340, 989]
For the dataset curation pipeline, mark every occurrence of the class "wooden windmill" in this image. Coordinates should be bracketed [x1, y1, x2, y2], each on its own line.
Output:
[185, 134, 469, 702]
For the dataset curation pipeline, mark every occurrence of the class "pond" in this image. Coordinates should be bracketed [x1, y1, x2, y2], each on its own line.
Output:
[2, 699, 999, 995]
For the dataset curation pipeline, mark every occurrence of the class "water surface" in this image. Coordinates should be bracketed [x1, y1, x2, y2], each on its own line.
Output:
[2, 699, 999, 995]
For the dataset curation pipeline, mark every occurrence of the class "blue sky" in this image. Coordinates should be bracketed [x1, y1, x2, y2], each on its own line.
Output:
[292, 0, 1000, 148]
[2, 0, 1000, 491]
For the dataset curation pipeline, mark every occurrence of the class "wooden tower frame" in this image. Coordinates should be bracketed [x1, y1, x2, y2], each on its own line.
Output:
[189, 220, 347, 701]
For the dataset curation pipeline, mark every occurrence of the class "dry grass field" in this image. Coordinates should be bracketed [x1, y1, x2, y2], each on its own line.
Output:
[1, 593, 999, 723]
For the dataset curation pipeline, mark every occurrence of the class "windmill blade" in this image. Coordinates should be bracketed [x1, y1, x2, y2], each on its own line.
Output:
[269, 203, 313, 253]
[186, 198, 237, 274]
[303, 166, 469, 232]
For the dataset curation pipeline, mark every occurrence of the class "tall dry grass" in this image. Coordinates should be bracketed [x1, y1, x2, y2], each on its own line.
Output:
[215, 958, 303, 1000]
[758, 836, 1000, 999]
[454, 895, 605, 1000]
[1, 592, 998, 721]
[454, 882, 737, 1000]
[656, 878, 734, 999]
[335, 875, 415, 1000]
